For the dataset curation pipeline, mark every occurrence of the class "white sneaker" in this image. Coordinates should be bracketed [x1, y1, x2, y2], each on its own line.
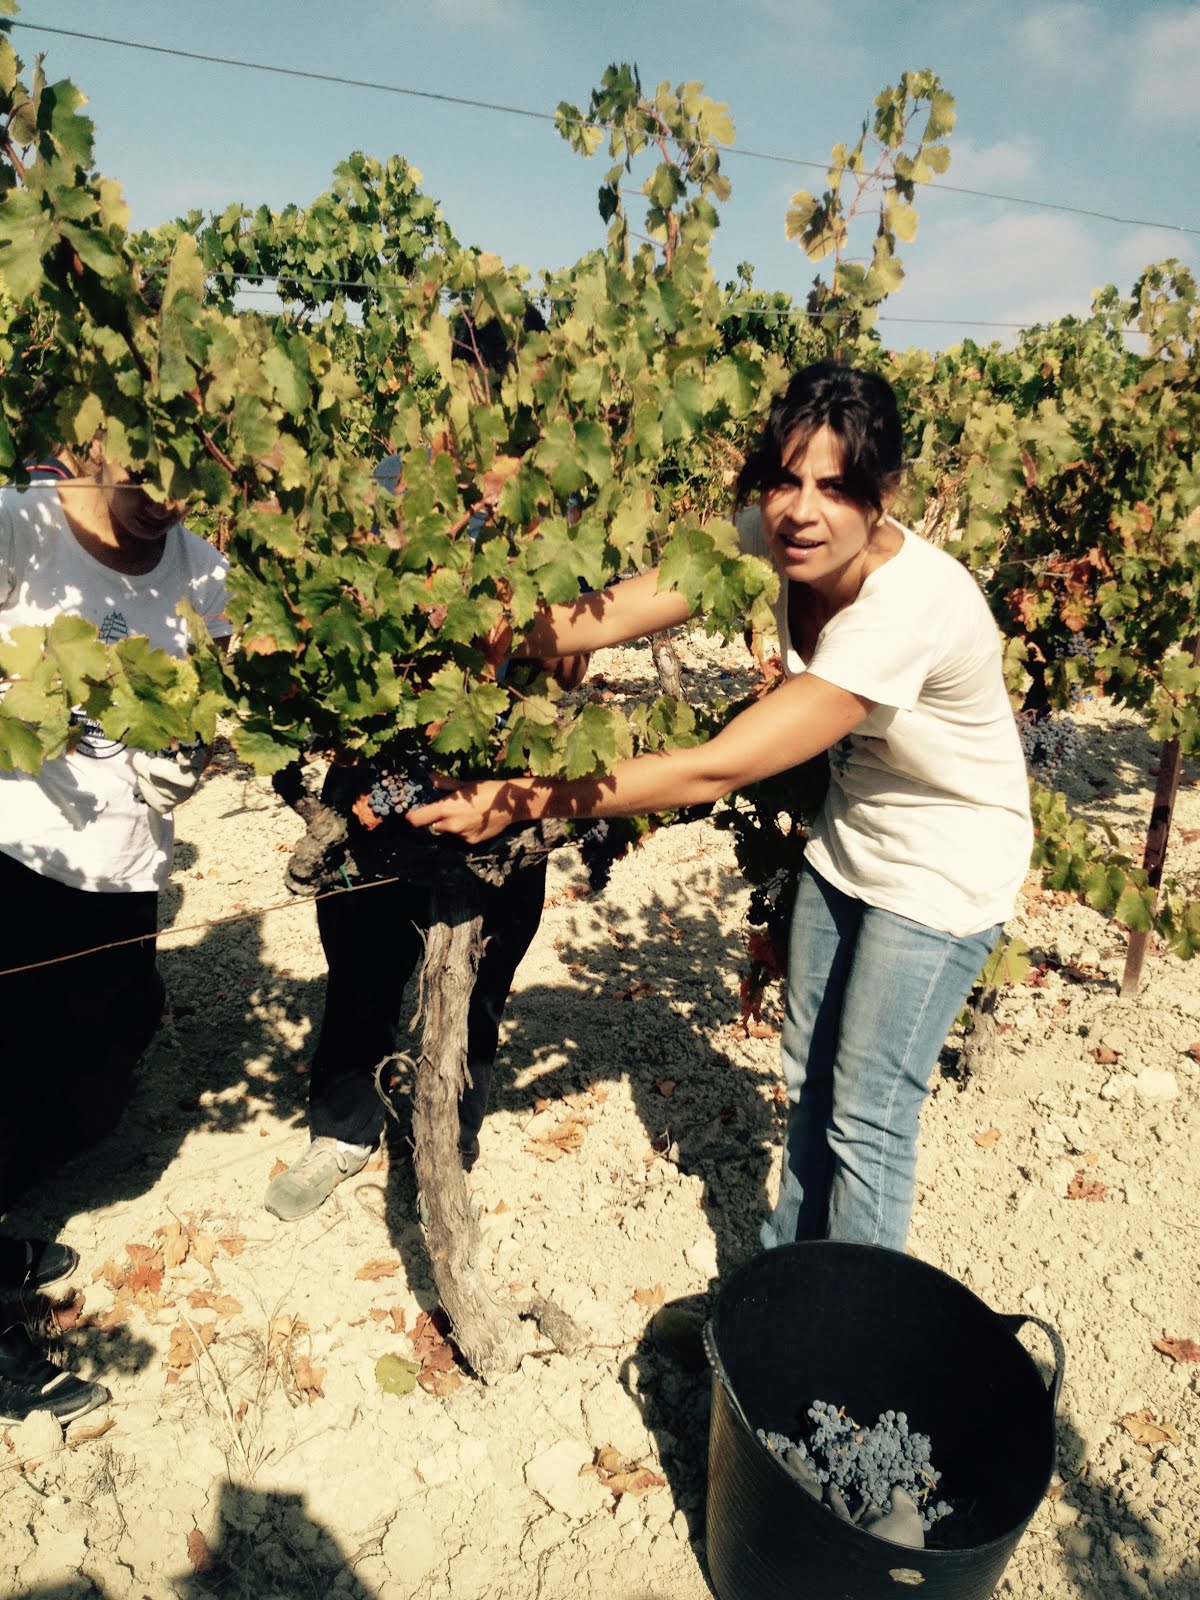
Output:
[263, 1137, 373, 1221]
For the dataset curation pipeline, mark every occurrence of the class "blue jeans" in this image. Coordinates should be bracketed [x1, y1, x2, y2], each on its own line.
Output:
[761, 866, 1001, 1252]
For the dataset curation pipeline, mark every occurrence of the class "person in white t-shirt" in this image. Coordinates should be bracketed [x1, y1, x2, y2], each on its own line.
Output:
[0, 446, 229, 1423]
[405, 361, 1033, 1255]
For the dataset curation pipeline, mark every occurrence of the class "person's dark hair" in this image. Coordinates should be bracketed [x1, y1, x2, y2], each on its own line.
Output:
[450, 303, 547, 377]
[735, 361, 903, 515]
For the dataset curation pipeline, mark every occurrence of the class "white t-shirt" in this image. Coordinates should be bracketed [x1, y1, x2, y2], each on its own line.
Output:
[738, 508, 1032, 937]
[0, 486, 230, 893]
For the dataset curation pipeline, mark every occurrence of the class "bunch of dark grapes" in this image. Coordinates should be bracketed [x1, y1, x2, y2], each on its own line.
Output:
[578, 819, 634, 894]
[1017, 712, 1082, 785]
[758, 1401, 952, 1532]
[747, 866, 797, 953]
[365, 750, 442, 821]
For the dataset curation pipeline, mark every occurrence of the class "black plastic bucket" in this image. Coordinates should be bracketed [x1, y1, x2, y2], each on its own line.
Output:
[703, 1242, 1063, 1600]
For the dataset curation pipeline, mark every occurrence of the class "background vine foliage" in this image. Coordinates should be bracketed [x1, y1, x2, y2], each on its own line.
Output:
[0, 6, 1197, 953]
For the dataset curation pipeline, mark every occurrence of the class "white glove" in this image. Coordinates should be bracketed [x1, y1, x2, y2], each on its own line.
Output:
[132, 745, 207, 815]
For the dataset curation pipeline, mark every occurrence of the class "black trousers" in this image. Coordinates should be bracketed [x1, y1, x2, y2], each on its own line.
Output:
[308, 855, 547, 1167]
[0, 851, 163, 1210]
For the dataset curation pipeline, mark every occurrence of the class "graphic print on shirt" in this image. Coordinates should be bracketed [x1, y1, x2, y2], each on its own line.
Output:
[830, 736, 855, 776]
[70, 609, 129, 759]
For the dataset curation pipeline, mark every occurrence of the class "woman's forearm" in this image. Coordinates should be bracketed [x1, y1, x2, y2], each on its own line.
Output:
[410, 672, 873, 843]
[517, 569, 694, 659]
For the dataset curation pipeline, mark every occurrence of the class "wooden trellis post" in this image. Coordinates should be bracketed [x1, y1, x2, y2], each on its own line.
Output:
[1120, 635, 1200, 998]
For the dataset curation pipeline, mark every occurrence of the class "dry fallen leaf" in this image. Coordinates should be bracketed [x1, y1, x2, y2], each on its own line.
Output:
[187, 1290, 242, 1321]
[356, 1258, 400, 1281]
[633, 1284, 666, 1310]
[489, 1199, 510, 1215]
[590, 1444, 667, 1497]
[292, 1357, 326, 1402]
[188, 1231, 219, 1272]
[525, 1116, 588, 1162]
[972, 1128, 1002, 1149]
[217, 1234, 246, 1257]
[268, 1158, 288, 1180]
[1120, 1409, 1181, 1449]
[1186, 1043, 1200, 1065]
[653, 1078, 677, 1098]
[67, 1415, 116, 1444]
[156, 1221, 190, 1269]
[1092, 1045, 1120, 1065]
[267, 1315, 308, 1350]
[51, 1291, 87, 1332]
[186, 1528, 229, 1579]
[1066, 1168, 1108, 1201]
[611, 980, 656, 1002]
[165, 1318, 216, 1375]
[411, 1309, 464, 1396]
[1152, 1337, 1200, 1364]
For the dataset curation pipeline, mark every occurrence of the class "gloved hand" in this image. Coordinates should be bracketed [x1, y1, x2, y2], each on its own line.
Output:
[858, 1486, 926, 1549]
[131, 744, 207, 815]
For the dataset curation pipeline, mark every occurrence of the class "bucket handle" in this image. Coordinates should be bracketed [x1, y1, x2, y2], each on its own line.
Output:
[702, 1320, 759, 1439]
[993, 1313, 1065, 1411]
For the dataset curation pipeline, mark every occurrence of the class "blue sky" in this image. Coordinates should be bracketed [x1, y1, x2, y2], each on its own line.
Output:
[11, 1, 1200, 351]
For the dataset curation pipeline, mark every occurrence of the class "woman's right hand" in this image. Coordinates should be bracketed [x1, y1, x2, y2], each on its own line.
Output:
[407, 778, 517, 845]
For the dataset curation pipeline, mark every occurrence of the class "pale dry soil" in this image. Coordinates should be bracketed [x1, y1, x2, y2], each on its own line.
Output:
[2, 631, 1198, 1600]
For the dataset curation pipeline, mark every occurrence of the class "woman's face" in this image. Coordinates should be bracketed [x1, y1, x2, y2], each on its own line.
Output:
[758, 424, 881, 592]
[99, 460, 184, 543]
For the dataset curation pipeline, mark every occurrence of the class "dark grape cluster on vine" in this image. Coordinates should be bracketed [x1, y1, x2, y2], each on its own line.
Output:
[758, 1401, 952, 1532]
[1017, 712, 1082, 785]
[365, 749, 442, 821]
[577, 818, 637, 894]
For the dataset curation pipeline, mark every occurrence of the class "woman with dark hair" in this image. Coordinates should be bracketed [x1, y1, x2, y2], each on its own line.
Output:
[407, 361, 1032, 1253]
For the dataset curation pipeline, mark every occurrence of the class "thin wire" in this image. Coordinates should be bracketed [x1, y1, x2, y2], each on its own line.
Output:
[206, 272, 1126, 330]
[11, 20, 1199, 240]
[0, 871, 405, 979]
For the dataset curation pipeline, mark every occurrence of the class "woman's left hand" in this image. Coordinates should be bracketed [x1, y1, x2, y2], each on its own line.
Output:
[407, 778, 513, 844]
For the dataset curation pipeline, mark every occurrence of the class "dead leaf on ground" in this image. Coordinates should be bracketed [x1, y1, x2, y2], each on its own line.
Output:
[67, 1415, 116, 1445]
[611, 980, 656, 1002]
[1066, 1169, 1108, 1201]
[653, 1078, 677, 1098]
[1186, 1043, 1200, 1064]
[1120, 1409, 1181, 1449]
[1092, 1045, 1120, 1065]
[369, 1305, 408, 1334]
[588, 1444, 667, 1497]
[164, 1318, 216, 1377]
[1180, 828, 1200, 844]
[51, 1291, 87, 1332]
[186, 1528, 229, 1579]
[411, 1309, 464, 1396]
[97, 1289, 134, 1331]
[525, 1116, 588, 1162]
[268, 1157, 288, 1179]
[356, 1258, 400, 1281]
[1152, 1337, 1200, 1364]
[97, 1257, 129, 1291]
[188, 1230, 219, 1272]
[268, 1315, 309, 1351]
[186, 1290, 242, 1321]
[292, 1357, 326, 1402]
[129, 1261, 165, 1296]
[633, 1284, 666, 1310]
[972, 1128, 1002, 1149]
[156, 1220, 190, 1269]
[217, 1234, 246, 1256]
